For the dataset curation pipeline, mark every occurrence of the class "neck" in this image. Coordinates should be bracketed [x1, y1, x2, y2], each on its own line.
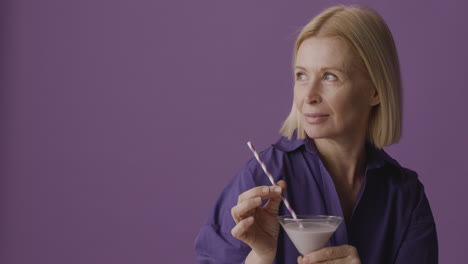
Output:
[313, 136, 367, 186]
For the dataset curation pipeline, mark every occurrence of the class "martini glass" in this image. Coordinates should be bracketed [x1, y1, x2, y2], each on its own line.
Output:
[278, 215, 343, 255]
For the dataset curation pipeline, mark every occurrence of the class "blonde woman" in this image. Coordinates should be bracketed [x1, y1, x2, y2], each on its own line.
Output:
[195, 5, 437, 264]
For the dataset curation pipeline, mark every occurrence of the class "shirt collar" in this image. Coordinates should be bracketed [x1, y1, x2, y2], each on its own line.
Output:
[271, 134, 305, 152]
[272, 134, 401, 170]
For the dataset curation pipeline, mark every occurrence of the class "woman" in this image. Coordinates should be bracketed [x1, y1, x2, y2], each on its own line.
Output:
[195, 5, 438, 264]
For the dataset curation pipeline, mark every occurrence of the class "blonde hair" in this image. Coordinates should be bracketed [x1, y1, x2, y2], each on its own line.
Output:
[279, 5, 402, 148]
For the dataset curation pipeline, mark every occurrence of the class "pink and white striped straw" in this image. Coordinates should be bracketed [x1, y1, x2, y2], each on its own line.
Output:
[247, 141, 303, 228]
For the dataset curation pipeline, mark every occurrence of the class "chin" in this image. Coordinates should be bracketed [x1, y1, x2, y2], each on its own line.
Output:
[303, 129, 330, 139]
[301, 120, 334, 139]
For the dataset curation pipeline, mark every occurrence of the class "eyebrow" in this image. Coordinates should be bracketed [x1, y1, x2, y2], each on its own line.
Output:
[294, 65, 346, 74]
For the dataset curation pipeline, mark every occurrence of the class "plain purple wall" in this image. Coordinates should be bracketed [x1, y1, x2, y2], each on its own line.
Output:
[1, 0, 467, 263]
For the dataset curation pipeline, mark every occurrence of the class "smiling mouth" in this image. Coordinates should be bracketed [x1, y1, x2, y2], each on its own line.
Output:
[304, 113, 329, 124]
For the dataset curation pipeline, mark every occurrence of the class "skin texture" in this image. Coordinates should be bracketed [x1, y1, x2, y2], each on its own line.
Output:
[297, 245, 361, 264]
[231, 181, 287, 264]
[293, 37, 378, 143]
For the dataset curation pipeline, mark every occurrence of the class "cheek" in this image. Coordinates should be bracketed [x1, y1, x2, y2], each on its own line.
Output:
[332, 93, 369, 122]
[293, 85, 309, 110]
[330, 96, 348, 112]
[327, 93, 353, 119]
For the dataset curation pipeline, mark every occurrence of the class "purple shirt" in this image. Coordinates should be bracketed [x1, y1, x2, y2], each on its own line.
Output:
[194, 136, 438, 263]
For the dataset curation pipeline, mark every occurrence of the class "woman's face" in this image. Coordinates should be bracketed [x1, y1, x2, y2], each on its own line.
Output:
[294, 37, 379, 141]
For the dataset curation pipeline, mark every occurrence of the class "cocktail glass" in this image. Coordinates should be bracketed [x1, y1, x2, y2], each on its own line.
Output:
[277, 215, 343, 255]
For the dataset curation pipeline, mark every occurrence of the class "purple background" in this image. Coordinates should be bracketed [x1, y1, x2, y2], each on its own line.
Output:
[1, 0, 466, 263]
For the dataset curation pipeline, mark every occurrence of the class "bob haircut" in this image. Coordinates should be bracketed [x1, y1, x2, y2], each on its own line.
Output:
[279, 5, 402, 148]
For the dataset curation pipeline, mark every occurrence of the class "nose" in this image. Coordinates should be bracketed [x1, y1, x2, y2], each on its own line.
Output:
[305, 95, 321, 104]
[304, 79, 322, 104]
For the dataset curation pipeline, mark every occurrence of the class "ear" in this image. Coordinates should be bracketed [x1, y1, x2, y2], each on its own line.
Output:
[369, 87, 380, 106]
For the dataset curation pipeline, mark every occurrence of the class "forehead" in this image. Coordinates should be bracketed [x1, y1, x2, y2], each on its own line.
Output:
[295, 37, 356, 71]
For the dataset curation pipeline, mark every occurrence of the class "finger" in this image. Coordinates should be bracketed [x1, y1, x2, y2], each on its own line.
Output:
[238, 186, 270, 203]
[262, 189, 285, 213]
[264, 180, 287, 204]
[297, 255, 304, 264]
[302, 245, 355, 263]
[276, 180, 287, 194]
[263, 180, 287, 212]
[231, 216, 254, 240]
[238, 185, 283, 203]
[302, 258, 342, 264]
[231, 197, 262, 223]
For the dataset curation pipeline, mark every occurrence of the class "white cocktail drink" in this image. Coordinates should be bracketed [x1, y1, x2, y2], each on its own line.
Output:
[278, 215, 342, 255]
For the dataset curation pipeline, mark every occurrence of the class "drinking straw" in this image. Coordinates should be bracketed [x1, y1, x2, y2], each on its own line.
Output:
[247, 141, 303, 228]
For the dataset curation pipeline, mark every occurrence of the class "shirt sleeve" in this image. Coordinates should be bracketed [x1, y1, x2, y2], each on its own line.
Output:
[194, 166, 257, 264]
[394, 180, 438, 263]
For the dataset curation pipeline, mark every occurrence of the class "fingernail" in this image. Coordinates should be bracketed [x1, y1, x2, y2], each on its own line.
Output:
[254, 197, 261, 203]
[274, 187, 282, 193]
[248, 216, 254, 223]
[262, 186, 269, 193]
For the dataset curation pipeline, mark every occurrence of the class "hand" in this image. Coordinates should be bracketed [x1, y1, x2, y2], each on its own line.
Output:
[297, 245, 361, 264]
[230, 180, 287, 261]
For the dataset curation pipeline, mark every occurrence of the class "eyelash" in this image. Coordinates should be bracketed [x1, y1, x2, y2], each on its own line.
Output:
[295, 72, 338, 81]
[295, 72, 305, 80]
[324, 72, 338, 81]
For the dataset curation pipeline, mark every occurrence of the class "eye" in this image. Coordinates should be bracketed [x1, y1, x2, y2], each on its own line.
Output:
[324, 72, 338, 81]
[295, 72, 306, 81]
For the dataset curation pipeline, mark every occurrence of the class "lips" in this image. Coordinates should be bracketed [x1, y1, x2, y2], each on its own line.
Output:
[304, 113, 329, 124]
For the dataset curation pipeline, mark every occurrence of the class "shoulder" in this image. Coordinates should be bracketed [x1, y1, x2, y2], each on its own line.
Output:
[368, 149, 434, 215]
[373, 150, 428, 212]
[367, 147, 427, 204]
[369, 146, 422, 187]
[380, 158, 436, 233]
[392, 166, 425, 196]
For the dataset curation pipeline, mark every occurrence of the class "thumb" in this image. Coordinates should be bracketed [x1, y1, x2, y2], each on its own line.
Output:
[276, 180, 287, 194]
[263, 180, 287, 213]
